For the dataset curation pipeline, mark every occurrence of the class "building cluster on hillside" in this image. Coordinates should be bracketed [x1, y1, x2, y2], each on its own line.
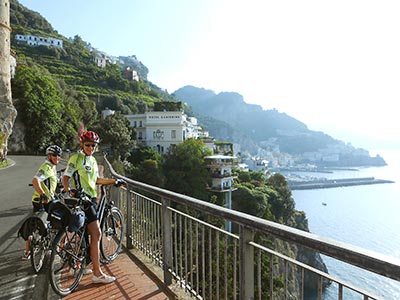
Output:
[14, 34, 140, 81]
[241, 136, 373, 173]
[91, 52, 139, 81]
[85, 44, 140, 81]
[15, 34, 63, 48]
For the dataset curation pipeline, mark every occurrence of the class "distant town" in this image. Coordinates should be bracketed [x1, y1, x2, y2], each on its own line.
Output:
[99, 103, 392, 191]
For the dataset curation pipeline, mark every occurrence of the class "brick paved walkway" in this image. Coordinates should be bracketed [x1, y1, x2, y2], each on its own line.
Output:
[58, 249, 176, 300]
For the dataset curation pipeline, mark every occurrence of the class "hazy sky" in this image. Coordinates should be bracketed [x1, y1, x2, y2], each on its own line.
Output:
[17, 0, 400, 150]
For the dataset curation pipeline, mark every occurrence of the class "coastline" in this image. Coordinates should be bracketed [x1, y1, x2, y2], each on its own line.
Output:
[289, 177, 394, 190]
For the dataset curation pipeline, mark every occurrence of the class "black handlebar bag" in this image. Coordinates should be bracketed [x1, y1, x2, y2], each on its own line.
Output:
[18, 210, 48, 240]
[47, 200, 72, 230]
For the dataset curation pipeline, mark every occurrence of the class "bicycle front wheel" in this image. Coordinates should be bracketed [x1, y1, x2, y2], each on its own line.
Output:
[100, 207, 124, 262]
[49, 230, 87, 296]
[30, 231, 46, 273]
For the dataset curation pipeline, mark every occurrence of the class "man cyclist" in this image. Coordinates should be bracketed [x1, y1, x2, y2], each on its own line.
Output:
[62, 131, 124, 284]
[22, 145, 62, 260]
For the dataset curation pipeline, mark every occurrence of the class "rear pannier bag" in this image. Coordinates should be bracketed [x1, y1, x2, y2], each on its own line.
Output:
[18, 210, 48, 240]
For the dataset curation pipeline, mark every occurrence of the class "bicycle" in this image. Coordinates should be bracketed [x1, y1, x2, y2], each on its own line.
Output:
[98, 184, 125, 263]
[48, 194, 89, 296]
[28, 213, 58, 273]
[22, 168, 66, 273]
[48, 183, 125, 296]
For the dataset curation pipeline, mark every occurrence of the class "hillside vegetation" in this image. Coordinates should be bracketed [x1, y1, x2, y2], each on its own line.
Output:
[9, 0, 175, 154]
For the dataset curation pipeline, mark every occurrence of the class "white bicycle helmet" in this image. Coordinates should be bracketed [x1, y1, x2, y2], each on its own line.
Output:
[46, 145, 62, 157]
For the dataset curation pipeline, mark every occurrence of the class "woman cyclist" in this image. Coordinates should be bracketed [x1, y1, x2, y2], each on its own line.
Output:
[22, 145, 62, 260]
[62, 131, 124, 284]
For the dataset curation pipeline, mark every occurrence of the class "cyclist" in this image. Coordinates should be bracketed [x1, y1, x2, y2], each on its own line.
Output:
[62, 131, 124, 284]
[22, 145, 62, 260]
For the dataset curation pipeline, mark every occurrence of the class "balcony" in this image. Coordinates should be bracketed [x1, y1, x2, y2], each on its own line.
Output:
[206, 185, 238, 193]
[103, 156, 400, 300]
[210, 171, 237, 179]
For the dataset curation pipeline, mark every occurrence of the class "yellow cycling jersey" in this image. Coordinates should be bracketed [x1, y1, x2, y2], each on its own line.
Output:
[64, 151, 99, 198]
[32, 160, 57, 202]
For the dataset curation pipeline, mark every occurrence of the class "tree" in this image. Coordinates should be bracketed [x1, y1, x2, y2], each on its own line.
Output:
[236, 169, 266, 187]
[12, 64, 64, 152]
[127, 147, 164, 187]
[232, 184, 270, 218]
[266, 173, 295, 224]
[100, 95, 124, 112]
[0, 0, 17, 161]
[60, 90, 98, 150]
[137, 159, 165, 187]
[93, 112, 134, 160]
[163, 138, 212, 200]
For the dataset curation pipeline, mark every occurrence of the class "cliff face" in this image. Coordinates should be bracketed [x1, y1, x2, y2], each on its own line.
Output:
[293, 211, 330, 294]
[262, 237, 328, 299]
[265, 213, 329, 299]
[8, 119, 25, 153]
[0, 0, 17, 161]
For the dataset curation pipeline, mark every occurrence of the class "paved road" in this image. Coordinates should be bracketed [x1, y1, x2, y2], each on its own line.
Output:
[0, 155, 62, 300]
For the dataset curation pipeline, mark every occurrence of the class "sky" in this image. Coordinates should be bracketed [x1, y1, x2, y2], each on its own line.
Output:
[17, 0, 400, 150]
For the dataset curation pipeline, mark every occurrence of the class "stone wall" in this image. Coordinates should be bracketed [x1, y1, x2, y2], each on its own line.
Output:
[0, 0, 17, 160]
[8, 119, 26, 153]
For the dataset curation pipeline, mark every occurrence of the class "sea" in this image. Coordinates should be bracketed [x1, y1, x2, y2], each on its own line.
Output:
[290, 149, 400, 300]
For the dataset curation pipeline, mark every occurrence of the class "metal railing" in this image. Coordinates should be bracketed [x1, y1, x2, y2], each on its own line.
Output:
[103, 157, 400, 300]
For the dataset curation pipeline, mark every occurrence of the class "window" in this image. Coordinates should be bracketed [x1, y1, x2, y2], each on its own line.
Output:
[171, 130, 176, 139]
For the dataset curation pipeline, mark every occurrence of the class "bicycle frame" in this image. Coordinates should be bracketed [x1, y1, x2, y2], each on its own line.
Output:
[97, 184, 125, 263]
[96, 185, 108, 226]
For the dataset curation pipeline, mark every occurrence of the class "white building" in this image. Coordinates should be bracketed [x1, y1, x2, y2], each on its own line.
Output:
[15, 34, 63, 48]
[101, 108, 115, 119]
[126, 110, 186, 154]
[184, 116, 209, 139]
[93, 52, 108, 68]
[206, 142, 237, 192]
[205, 143, 238, 232]
[125, 107, 208, 154]
[123, 67, 139, 81]
[205, 155, 238, 193]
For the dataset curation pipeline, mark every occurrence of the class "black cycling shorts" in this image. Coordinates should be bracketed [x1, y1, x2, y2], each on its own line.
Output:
[84, 198, 98, 224]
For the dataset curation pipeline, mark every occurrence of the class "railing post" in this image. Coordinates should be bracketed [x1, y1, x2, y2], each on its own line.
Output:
[240, 225, 254, 300]
[125, 186, 133, 249]
[161, 197, 173, 285]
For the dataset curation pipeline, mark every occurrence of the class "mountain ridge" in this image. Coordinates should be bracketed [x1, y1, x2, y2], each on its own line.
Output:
[173, 85, 386, 167]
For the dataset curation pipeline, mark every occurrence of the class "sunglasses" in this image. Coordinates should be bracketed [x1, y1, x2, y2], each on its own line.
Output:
[84, 144, 97, 148]
[51, 154, 60, 157]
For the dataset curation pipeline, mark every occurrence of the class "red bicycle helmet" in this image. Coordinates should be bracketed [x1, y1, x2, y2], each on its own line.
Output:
[80, 131, 100, 143]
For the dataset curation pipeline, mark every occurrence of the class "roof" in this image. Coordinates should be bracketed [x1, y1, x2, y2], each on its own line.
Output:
[205, 155, 237, 159]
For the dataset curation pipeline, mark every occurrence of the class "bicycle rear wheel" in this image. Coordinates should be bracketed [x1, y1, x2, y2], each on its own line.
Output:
[49, 229, 87, 296]
[30, 230, 46, 273]
[100, 207, 124, 262]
